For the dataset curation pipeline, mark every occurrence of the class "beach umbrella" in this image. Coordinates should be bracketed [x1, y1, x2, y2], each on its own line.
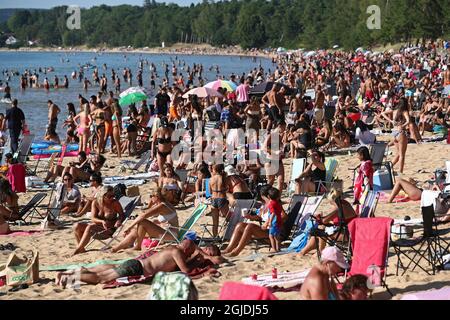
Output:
[249, 81, 295, 97]
[277, 47, 287, 53]
[182, 87, 223, 99]
[333, 45, 340, 49]
[204, 80, 237, 92]
[355, 47, 364, 53]
[119, 87, 148, 106]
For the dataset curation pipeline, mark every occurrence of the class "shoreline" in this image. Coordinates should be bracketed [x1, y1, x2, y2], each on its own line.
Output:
[0, 45, 275, 60]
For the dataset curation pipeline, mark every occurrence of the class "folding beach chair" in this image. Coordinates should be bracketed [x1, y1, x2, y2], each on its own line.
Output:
[121, 150, 152, 172]
[310, 196, 351, 259]
[14, 134, 35, 164]
[158, 203, 208, 246]
[199, 199, 257, 245]
[347, 217, 394, 296]
[391, 205, 446, 276]
[316, 157, 339, 194]
[279, 195, 308, 241]
[86, 196, 140, 250]
[12, 192, 47, 225]
[359, 191, 380, 218]
[288, 158, 306, 196]
[350, 142, 388, 185]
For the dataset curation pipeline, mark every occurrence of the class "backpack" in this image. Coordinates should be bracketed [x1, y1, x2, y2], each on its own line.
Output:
[113, 183, 127, 200]
[147, 272, 198, 300]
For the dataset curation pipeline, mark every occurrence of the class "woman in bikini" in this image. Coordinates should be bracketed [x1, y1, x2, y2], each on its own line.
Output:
[158, 163, 183, 198]
[209, 164, 230, 238]
[62, 103, 78, 144]
[103, 101, 113, 153]
[72, 186, 124, 255]
[111, 101, 122, 158]
[152, 116, 174, 172]
[224, 165, 253, 207]
[390, 90, 410, 174]
[111, 187, 179, 252]
[73, 103, 91, 153]
[295, 150, 326, 194]
[91, 101, 107, 154]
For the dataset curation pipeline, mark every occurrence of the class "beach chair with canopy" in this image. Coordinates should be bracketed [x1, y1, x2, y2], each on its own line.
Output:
[347, 217, 394, 296]
[391, 205, 447, 276]
[288, 158, 306, 196]
[86, 196, 140, 250]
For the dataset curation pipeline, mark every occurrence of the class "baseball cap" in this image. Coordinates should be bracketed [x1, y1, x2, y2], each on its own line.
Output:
[321, 246, 350, 270]
[224, 165, 239, 176]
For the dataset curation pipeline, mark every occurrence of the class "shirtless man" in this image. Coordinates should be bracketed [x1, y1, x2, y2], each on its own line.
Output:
[299, 246, 349, 300]
[262, 83, 285, 131]
[47, 100, 61, 136]
[56, 239, 197, 288]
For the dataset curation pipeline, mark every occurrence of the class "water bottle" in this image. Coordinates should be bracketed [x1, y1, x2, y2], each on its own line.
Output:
[272, 267, 278, 279]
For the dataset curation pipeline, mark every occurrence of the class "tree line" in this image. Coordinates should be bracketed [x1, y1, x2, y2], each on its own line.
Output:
[1, 0, 449, 50]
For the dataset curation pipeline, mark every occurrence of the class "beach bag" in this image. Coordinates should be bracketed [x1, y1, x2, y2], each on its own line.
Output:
[5, 250, 39, 287]
[113, 183, 127, 200]
[147, 272, 198, 300]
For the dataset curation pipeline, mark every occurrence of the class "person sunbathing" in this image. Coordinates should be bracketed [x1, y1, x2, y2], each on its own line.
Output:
[387, 177, 424, 203]
[73, 173, 103, 217]
[222, 186, 274, 257]
[0, 178, 20, 222]
[68, 154, 106, 183]
[299, 189, 357, 256]
[295, 150, 326, 194]
[111, 187, 179, 253]
[44, 151, 89, 183]
[56, 239, 197, 288]
[299, 246, 349, 300]
[72, 186, 124, 256]
[158, 163, 183, 197]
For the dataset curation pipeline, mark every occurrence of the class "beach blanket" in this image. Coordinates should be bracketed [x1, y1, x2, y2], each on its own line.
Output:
[103, 179, 146, 187]
[242, 269, 311, 288]
[379, 192, 415, 203]
[40, 259, 129, 271]
[0, 230, 42, 237]
[103, 172, 159, 184]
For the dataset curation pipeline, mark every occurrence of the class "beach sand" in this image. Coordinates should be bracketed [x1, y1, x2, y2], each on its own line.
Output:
[1, 136, 449, 300]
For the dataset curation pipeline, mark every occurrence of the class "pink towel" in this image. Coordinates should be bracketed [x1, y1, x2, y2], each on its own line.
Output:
[7, 164, 26, 193]
[219, 282, 278, 300]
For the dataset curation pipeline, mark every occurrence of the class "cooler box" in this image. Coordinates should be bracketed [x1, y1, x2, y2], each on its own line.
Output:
[373, 165, 394, 191]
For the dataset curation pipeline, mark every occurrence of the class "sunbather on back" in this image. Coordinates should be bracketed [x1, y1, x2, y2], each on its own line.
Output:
[56, 239, 197, 288]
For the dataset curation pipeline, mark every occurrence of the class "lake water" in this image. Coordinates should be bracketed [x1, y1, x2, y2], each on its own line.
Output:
[0, 51, 273, 136]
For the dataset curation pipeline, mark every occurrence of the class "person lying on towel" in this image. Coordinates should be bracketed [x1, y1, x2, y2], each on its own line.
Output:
[56, 240, 197, 288]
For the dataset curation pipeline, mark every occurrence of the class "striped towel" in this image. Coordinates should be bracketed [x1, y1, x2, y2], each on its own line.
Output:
[242, 269, 311, 288]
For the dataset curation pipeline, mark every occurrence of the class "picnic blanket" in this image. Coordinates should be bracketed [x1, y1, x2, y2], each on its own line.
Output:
[401, 286, 450, 300]
[242, 269, 311, 288]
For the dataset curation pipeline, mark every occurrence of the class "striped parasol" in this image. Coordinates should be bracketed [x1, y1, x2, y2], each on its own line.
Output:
[204, 80, 238, 92]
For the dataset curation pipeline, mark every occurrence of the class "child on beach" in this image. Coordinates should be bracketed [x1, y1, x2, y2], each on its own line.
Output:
[264, 187, 283, 253]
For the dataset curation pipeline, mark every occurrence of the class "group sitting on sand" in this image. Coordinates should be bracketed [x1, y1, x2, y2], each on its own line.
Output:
[1, 40, 450, 300]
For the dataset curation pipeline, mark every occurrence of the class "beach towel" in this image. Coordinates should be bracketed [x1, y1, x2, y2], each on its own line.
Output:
[241, 269, 311, 288]
[420, 190, 440, 208]
[379, 192, 414, 203]
[7, 163, 26, 193]
[0, 230, 42, 237]
[271, 220, 314, 256]
[219, 282, 278, 300]
[40, 259, 129, 271]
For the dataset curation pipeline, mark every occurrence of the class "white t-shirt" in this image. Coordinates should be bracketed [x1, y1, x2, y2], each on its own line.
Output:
[356, 128, 376, 145]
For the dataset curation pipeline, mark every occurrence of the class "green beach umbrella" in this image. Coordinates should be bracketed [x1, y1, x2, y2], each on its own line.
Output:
[119, 87, 148, 106]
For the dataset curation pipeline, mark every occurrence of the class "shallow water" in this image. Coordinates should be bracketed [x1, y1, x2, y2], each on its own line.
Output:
[0, 51, 273, 136]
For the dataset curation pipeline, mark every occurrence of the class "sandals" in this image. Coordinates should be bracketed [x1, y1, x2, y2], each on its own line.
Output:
[0, 243, 16, 251]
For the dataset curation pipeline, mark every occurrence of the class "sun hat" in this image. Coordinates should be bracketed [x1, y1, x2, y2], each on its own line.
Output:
[224, 165, 239, 176]
[321, 246, 350, 270]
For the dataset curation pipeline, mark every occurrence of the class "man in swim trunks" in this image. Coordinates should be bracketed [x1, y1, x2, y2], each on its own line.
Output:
[55, 239, 197, 287]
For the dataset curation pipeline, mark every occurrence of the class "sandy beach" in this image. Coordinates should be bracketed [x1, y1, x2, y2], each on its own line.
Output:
[0, 133, 449, 300]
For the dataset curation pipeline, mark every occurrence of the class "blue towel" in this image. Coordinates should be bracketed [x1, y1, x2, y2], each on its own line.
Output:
[283, 220, 314, 253]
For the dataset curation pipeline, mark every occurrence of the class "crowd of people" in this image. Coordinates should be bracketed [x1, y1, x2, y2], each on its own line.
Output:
[1, 41, 450, 300]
